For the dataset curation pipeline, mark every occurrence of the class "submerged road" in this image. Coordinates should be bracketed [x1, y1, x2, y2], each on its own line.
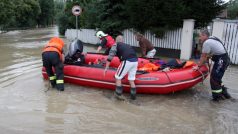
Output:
[0, 27, 238, 134]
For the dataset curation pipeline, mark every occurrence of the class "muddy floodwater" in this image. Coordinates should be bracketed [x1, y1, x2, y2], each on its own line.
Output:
[0, 27, 238, 134]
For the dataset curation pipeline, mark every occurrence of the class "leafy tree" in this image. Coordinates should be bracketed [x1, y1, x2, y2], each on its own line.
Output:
[55, 0, 65, 19]
[57, 0, 94, 35]
[227, 0, 238, 19]
[57, 12, 69, 35]
[0, 0, 41, 29]
[182, 0, 226, 27]
[13, 0, 41, 27]
[59, 0, 128, 36]
[92, 0, 129, 37]
[57, 0, 226, 36]
[125, 0, 185, 37]
[79, 0, 101, 29]
[0, 0, 16, 28]
[37, 0, 55, 27]
[125, 0, 225, 36]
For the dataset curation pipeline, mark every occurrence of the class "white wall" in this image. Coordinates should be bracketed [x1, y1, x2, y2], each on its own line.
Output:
[180, 19, 195, 60]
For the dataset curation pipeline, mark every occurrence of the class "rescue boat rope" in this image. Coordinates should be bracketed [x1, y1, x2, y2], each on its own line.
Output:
[162, 70, 173, 83]
[197, 69, 205, 84]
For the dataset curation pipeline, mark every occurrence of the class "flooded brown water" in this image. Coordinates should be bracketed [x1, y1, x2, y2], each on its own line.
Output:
[0, 27, 238, 134]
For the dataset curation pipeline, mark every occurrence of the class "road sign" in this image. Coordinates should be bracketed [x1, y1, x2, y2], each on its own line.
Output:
[72, 5, 81, 16]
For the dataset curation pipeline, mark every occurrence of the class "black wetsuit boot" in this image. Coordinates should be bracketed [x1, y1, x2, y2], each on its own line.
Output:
[222, 86, 231, 99]
[50, 78, 56, 88]
[115, 86, 123, 96]
[212, 92, 225, 101]
[130, 87, 136, 100]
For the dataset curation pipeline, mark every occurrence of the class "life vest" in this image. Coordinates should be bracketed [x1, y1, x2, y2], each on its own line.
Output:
[139, 62, 160, 72]
[183, 61, 195, 68]
[42, 37, 64, 60]
[103, 36, 115, 48]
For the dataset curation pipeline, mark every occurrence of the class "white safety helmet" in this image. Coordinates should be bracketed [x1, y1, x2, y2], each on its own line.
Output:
[96, 31, 108, 38]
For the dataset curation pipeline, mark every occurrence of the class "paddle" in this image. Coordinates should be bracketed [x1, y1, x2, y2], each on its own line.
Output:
[87, 52, 107, 55]
[138, 56, 161, 60]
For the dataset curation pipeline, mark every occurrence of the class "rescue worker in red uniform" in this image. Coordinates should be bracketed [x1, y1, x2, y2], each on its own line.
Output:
[96, 31, 115, 55]
[42, 37, 65, 91]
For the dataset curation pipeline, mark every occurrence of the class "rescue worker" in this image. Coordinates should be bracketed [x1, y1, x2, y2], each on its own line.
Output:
[42, 37, 65, 91]
[135, 32, 157, 58]
[104, 35, 138, 100]
[196, 30, 231, 101]
[96, 31, 115, 55]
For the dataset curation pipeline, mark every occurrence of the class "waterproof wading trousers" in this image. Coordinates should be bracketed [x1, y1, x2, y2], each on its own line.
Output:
[210, 54, 229, 99]
[42, 51, 64, 91]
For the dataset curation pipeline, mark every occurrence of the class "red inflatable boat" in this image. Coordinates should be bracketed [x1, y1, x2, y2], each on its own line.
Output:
[42, 53, 209, 94]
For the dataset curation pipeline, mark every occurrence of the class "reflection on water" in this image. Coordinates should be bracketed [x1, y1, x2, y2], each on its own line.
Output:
[0, 27, 238, 134]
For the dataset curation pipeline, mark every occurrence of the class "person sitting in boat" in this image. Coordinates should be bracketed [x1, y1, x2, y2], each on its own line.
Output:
[135, 32, 157, 58]
[95, 31, 115, 55]
[92, 58, 107, 67]
[160, 59, 186, 69]
[65, 39, 85, 65]
[104, 35, 138, 100]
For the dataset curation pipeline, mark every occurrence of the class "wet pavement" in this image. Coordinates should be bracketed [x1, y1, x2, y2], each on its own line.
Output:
[0, 27, 238, 134]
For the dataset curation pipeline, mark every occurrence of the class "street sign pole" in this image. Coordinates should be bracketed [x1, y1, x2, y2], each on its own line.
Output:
[76, 16, 78, 39]
[72, 5, 81, 40]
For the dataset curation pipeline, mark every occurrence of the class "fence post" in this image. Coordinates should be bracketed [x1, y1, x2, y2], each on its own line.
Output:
[212, 19, 225, 39]
[180, 19, 195, 60]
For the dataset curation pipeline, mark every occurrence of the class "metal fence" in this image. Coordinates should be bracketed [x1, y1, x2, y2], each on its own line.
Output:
[223, 20, 238, 64]
[65, 28, 182, 50]
[65, 29, 99, 44]
[65, 19, 238, 65]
